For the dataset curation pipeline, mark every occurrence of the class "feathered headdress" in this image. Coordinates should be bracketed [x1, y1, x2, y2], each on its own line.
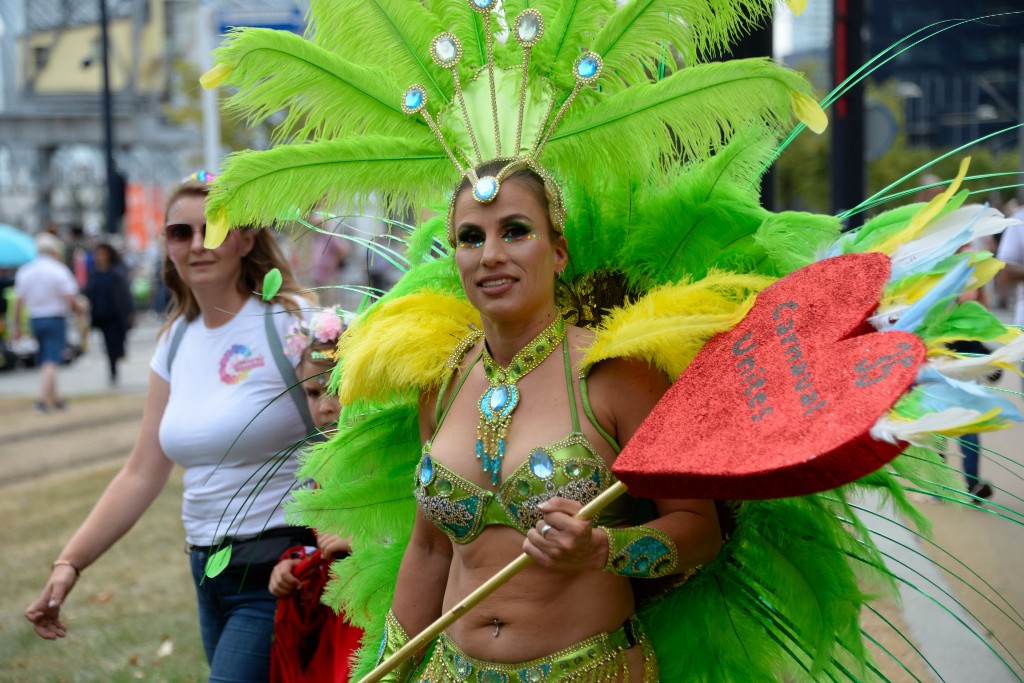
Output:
[199, 0, 825, 248]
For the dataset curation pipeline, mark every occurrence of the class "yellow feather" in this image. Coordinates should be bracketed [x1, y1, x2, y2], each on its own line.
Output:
[790, 91, 827, 134]
[970, 257, 1005, 291]
[933, 408, 1006, 437]
[882, 254, 1006, 310]
[200, 63, 233, 90]
[583, 272, 774, 379]
[203, 207, 230, 249]
[337, 292, 480, 404]
[871, 158, 971, 255]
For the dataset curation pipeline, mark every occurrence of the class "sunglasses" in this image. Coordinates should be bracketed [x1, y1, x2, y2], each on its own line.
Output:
[164, 222, 206, 245]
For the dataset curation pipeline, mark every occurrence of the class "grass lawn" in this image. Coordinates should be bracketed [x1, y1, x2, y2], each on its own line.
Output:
[0, 462, 208, 682]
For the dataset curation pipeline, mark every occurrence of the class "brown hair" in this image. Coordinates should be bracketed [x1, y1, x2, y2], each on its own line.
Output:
[160, 181, 311, 334]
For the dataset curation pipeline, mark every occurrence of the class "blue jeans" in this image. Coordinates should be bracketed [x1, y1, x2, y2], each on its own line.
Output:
[30, 316, 66, 365]
[960, 432, 981, 488]
[189, 548, 277, 683]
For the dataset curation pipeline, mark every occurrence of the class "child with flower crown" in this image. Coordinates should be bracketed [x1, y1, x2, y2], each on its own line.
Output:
[269, 307, 363, 683]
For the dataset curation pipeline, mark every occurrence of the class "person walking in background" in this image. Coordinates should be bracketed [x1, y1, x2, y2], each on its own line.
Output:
[950, 263, 997, 503]
[13, 232, 80, 413]
[918, 178, 998, 502]
[996, 203, 1024, 389]
[83, 242, 134, 385]
[25, 175, 317, 683]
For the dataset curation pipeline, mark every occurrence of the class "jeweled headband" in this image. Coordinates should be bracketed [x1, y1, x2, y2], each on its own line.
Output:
[399, 3, 597, 245]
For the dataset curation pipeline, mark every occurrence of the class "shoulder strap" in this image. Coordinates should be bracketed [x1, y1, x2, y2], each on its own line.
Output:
[579, 369, 622, 454]
[166, 317, 188, 370]
[434, 348, 482, 436]
[563, 340, 581, 433]
[264, 303, 318, 435]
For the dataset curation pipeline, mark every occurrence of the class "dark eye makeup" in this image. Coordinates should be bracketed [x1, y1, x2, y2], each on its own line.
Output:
[456, 221, 537, 248]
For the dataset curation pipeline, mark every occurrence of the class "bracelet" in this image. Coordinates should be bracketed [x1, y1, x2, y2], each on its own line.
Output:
[374, 608, 415, 682]
[51, 559, 82, 577]
[599, 525, 679, 578]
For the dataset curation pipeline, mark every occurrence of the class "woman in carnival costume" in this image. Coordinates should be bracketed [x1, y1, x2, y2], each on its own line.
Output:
[199, 1, 1024, 680]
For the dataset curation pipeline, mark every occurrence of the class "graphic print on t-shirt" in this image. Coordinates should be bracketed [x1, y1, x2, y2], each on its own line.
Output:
[219, 344, 266, 384]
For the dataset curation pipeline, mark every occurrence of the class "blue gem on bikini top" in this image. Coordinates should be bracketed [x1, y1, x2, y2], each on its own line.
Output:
[414, 433, 635, 544]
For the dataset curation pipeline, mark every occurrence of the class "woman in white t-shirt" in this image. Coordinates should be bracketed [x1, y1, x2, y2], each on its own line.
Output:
[25, 174, 317, 683]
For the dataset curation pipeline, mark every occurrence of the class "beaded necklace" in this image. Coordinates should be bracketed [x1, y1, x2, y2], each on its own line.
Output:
[477, 315, 566, 485]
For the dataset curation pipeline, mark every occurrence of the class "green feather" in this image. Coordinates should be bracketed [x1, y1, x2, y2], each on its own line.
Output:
[306, 0, 451, 105]
[534, 0, 615, 90]
[618, 167, 768, 286]
[564, 130, 823, 287]
[592, 0, 777, 87]
[207, 136, 452, 230]
[547, 59, 816, 188]
[214, 27, 423, 143]
[422, 0, 498, 69]
[755, 211, 842, 273]
[641, 494, 885, 682]
[841, 191, 969, 255]
[591, 0, 692, 88]
[687, 0, 776, 60]
[917, 299, 1010, 345]
[289, 399, 420, 679]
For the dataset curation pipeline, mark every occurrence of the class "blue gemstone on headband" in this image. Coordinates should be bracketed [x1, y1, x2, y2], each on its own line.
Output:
[474, 176, 498, 202]
[404, 88, 424, 111]
[577, 57, 598, 79]
[473, 0, 494, 8]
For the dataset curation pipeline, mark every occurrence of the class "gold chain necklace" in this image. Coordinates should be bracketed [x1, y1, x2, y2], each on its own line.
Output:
[477, 315, 566, 485]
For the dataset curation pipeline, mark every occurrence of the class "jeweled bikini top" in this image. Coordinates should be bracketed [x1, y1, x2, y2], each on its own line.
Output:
[415, 337, 636, 544]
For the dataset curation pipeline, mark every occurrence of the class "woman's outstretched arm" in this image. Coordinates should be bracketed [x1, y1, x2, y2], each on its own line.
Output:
[25, 371, 176, 639]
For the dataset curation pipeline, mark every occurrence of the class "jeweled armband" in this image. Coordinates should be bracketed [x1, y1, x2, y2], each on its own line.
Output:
[374, 608, 414, 682]
[599, 525, 680, 578]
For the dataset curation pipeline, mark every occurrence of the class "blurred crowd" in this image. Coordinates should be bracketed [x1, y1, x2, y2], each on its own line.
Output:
[0, 205, 405, 382]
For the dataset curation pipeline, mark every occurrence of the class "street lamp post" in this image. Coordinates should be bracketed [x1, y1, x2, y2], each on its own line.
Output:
[829, 0, 866, 228]
[99, 0, 120, 233]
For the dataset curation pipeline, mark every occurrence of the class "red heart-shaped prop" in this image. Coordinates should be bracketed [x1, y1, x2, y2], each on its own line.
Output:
[613, 253, 926, 500]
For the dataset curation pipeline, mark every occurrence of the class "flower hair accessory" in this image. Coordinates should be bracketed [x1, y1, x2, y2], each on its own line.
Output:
[285, 307, 347, 361]
[182, 169, 216, 184]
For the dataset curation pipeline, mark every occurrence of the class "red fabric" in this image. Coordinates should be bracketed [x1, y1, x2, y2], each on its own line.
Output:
[614, 253, 925, 500]
[270, 548, 364, 683]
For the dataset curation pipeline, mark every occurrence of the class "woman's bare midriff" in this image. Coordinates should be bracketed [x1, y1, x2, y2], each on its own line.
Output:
[442, 526, 637, 663]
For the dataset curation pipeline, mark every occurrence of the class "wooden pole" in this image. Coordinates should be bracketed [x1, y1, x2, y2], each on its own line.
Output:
[358, 480, 629, 683]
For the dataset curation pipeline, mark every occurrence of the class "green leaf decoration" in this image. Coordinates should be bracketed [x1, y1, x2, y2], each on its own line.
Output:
[204, 545, 232, 578]
[262, 268, 283, 301]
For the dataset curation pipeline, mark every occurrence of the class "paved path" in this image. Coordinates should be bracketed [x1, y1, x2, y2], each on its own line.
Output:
[0, 312, 161, 401]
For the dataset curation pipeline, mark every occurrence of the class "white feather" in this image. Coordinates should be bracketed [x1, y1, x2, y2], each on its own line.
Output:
[890, 205, 1015, 279]
[929, 334, 1024, 381]
[871, 407, 988, 445]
